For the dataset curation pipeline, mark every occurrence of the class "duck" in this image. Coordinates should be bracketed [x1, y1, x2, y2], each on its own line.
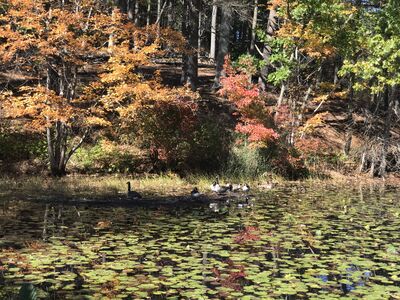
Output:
[190, 187, 201, 198]
[127, 181, 142, 199]
[242, 184, 250, 192]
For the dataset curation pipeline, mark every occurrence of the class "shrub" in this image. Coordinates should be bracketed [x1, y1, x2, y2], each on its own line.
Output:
[0, 132, 47, 162]
[127, 95, 231, 174]
[71, 140, 145, 174]
[224, 144, 270, 178]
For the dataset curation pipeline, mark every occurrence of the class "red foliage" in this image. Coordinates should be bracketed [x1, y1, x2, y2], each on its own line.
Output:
[234, 226, 261, 244]
[236, 123, 279, 143]
[212, 259, 246, 291]
[274, 105, 291, 128]
[295, 137, 334, 159]
[219, 74, 261, 109]
[219, 57, 279, 145]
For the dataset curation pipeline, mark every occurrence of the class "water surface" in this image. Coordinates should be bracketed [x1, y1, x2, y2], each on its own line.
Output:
[1, 184, 400, 299]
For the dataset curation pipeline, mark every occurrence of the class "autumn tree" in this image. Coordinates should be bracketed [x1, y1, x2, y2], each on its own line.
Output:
[0, 0, 192, 176]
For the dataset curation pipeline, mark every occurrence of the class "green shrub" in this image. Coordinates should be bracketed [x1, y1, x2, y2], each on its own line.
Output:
[0, 132, 46, 162]
[224, 144, 271, 178]
[71, 140, 144, 173]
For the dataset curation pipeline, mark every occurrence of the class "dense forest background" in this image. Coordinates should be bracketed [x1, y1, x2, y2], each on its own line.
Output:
[0, 0, 399, 179]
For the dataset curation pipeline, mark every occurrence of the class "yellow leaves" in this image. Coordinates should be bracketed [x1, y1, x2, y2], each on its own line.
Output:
[331, 91, 348, 100]
[268, 0, 284, 10]
[318, 82, 335, 91]
[278, 23, 336, 58]
[298, 112, 329, 135]
[84, 117, 111, 127]
[313, 82, 349, 103]
[311, 94, 329, 104]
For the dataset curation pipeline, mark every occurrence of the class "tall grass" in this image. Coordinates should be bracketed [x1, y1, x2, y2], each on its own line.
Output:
[223, 145, 272, 179]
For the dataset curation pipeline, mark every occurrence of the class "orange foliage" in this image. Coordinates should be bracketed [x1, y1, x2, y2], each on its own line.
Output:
[0, 0, 193, 174]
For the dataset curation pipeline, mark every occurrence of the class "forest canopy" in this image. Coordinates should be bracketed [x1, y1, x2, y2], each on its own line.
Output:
[0, 0, 399, 178]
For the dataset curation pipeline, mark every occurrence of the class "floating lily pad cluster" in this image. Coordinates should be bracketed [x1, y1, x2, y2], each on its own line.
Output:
[1, 184, 400, 299]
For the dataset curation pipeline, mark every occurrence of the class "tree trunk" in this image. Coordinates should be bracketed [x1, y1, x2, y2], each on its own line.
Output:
[157, 0, 162, 25]
[134, 0, 140, 25]
[258, 7, 277, 90]
[213, 4, 232, 90]
[181, 0, 199, 91]
[250, 0, 258, 53]
[116, 0, 128, 13]
[146, 0, 151, 26]
[127, 0, 134, 20]
[209, 3, 217, 60]
[45, 65, 66, 177]
[198, 11, 202, 52]
[344, 75, 354, 155]
[379, 86, 393, 177]
[167, 0, 173, 27]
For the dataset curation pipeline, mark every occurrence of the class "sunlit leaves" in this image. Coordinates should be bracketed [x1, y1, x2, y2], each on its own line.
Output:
[219, 57, 279, 145]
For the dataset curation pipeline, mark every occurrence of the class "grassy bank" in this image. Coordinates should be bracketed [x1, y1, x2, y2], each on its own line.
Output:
[0, 171, 396, 203]
[0, 173, 273, 201]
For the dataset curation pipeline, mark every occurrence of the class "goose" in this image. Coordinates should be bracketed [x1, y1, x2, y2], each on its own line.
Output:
[210, 181, 218, 192]
[210, 177, 231, 194]
[209, 202, 219, 212]
[127, 181, 142, 199]
[213, 183, 231, 194]
[238, 196, 252, 208]
[190, 187, 201, 198]
[210, 176, 220, 192]
[229, 183, 242, 192]
[242, 184, 250, 193]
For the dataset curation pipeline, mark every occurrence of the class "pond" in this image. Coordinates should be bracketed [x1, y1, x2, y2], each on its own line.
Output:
[1, 183, 400, 299]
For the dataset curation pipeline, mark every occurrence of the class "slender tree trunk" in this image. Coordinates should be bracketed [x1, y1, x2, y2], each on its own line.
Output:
[157, 0, 162, 24]
[181, 0, 199, 91]
[127, 0, 134, 20]
[167, 0, 173, 27]
[379, 86, 393, 177]
[181, 0, 189, 84]
[250, 0, 258, 53]
[209, 3, 217, 60]
[146, 0, 151, 26]
[198, 11, 202, 52]
[134, 0, 140, 25]
[344, 75, 354, 155]
[213, 4, 232, 90]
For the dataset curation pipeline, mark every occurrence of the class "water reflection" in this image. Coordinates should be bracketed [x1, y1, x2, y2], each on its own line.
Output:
[1, 184, 400, 299]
